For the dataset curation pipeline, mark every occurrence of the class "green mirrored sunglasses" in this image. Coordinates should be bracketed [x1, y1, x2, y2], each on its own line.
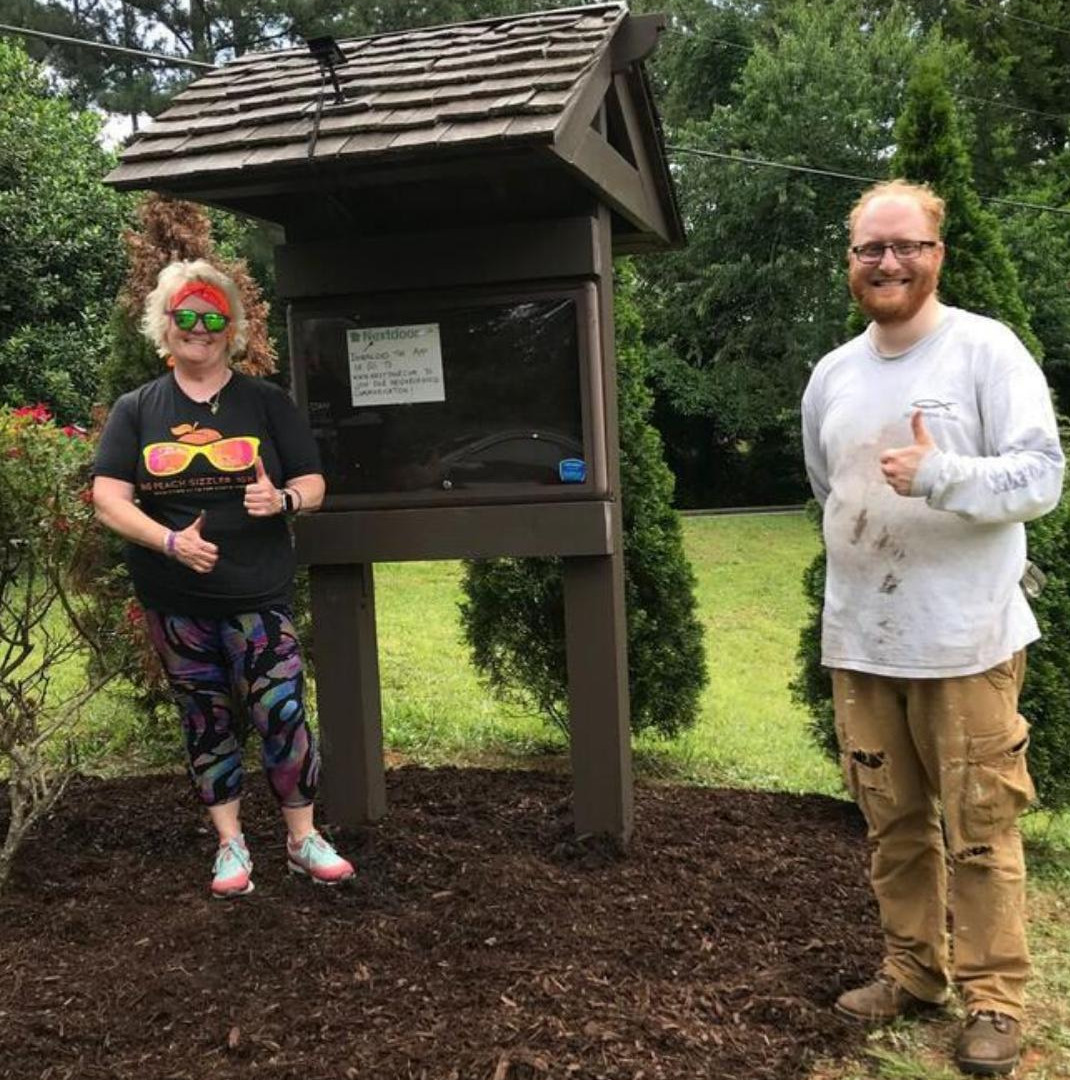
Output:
[169, 308, 230, 333]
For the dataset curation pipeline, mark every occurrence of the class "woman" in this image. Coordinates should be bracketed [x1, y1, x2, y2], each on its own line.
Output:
[93, 259, 354, 898]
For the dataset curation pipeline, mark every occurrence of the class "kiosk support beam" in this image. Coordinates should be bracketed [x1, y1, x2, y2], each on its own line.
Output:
[562, 202, 633, 845]
[563, 548, 633, 843]
[309, 563, 387, 825]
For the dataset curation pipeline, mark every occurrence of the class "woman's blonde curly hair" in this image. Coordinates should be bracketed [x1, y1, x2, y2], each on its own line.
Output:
[141, 259, 247, 359]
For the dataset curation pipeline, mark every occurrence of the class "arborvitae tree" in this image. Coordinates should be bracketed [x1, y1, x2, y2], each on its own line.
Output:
[459, 261, 707, 739]
[892, 46, 1040, 355]
[793, 48, 1070, 812]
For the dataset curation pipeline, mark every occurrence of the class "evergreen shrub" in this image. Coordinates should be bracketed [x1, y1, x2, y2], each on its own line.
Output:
[459, 263, 707, 738]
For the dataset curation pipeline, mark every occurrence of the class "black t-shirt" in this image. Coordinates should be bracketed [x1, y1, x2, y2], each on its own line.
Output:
[94, 372, 322, 616]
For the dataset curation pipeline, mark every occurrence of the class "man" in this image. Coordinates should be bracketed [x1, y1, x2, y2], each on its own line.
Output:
[801, 179, 1063, 1076]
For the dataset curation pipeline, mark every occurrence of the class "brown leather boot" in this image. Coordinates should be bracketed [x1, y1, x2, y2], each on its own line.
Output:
[835, 974, 944, 1022]
[955, 1011, 1021, 1075]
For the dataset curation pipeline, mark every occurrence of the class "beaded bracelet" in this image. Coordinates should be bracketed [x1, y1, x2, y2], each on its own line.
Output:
[164, 530, 177, 557]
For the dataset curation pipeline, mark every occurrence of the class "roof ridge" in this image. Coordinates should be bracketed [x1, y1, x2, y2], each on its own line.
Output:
[331, 3, 626, 51]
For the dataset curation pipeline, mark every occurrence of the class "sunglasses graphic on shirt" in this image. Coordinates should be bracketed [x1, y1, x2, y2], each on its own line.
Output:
[143, 436, 260, 477]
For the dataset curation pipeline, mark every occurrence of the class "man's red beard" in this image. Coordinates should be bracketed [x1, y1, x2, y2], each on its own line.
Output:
[849, 260, 939, 324]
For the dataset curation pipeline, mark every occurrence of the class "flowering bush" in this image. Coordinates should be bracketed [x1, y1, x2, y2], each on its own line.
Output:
[0, 404, 143, 890]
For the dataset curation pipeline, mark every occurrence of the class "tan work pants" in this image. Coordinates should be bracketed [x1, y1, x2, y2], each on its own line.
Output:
[831, 653, 1034, 1019]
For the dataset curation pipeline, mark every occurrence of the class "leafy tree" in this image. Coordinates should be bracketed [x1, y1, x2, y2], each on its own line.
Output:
[1, 0, 356, 124]
[0, 38, 128, 424]
[998, 151, 1070, 412]
[459, 261, 707, 738]
[642, 0, 758, 128]
[898, 0, 1070, 186]
[0, 0, 195, 124]
[635, 0, 937, 505]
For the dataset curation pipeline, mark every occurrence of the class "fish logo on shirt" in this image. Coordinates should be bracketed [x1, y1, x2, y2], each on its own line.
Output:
[906, 398, 960, 424]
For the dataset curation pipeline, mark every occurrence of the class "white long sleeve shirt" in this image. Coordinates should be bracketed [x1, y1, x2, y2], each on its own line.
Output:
[802, 306, 1064, 678]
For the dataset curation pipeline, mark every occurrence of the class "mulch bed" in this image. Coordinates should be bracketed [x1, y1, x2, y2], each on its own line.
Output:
[0, 767, 881, 1080]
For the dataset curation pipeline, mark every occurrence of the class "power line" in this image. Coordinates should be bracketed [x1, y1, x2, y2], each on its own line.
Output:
[961, 0, 1070, 40]
[668, 144, 883, 186]
[666, 144, 1070, 218]
[959, 94, 1069, 122]
[0, 22, 215, 68]
[664, 25, 1070, 123]
[698, 35, 754, 54]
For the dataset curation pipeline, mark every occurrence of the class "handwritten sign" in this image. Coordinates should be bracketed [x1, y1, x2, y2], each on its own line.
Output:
[346, 323, 445, 407]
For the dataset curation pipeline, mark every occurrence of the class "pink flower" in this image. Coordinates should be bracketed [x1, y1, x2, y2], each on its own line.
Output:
[61, 424, 88, 439]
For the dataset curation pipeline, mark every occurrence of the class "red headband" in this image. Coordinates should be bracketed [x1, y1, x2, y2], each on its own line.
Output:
[169, 281, 231, 316]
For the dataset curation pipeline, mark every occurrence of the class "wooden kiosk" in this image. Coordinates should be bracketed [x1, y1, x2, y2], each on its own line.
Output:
[106, 3, 684, 844]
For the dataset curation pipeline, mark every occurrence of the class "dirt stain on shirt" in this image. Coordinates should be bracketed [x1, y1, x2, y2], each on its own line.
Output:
[850, 508, 869, 544]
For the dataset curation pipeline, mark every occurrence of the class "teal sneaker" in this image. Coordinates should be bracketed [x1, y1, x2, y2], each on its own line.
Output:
[286, 831, 355, 885]
[211, 836, 254, 898]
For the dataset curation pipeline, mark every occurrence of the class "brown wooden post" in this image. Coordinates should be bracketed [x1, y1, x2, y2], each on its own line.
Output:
[308, 562, 387, 825]
[563, 203, 633, 844]
[563, 552, 632, 841]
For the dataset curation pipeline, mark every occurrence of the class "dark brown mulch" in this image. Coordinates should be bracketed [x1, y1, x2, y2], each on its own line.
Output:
[0, 767, 881, 1080]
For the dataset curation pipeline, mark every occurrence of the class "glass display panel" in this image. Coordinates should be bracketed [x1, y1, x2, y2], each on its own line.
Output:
[293, 291, 593, 505]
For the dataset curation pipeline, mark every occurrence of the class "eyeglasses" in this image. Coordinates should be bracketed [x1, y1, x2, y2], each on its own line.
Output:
[168, 308, 230, 333]
[850, 240, 940, 265]
[143, 436, 260, 477]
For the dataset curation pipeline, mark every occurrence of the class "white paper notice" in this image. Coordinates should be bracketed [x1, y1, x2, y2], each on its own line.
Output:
[346, 323, 445, 407]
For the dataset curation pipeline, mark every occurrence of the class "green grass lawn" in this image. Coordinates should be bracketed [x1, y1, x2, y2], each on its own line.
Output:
[371, 512, 839, 794]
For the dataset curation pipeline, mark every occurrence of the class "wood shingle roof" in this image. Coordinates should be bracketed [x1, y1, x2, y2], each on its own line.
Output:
[105, 4, 683, 251]
[108, 5, 625, 186]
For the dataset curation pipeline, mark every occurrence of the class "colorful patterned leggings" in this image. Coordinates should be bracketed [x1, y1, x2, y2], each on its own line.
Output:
[144, 608, 319, 808]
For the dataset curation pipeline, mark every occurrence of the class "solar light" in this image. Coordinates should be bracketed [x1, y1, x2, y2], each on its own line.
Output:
[307, 35, 346, 104]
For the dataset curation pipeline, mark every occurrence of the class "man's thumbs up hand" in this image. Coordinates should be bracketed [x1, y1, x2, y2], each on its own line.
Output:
[880, 409, 938, 497]
[911, 409, 935, 449]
